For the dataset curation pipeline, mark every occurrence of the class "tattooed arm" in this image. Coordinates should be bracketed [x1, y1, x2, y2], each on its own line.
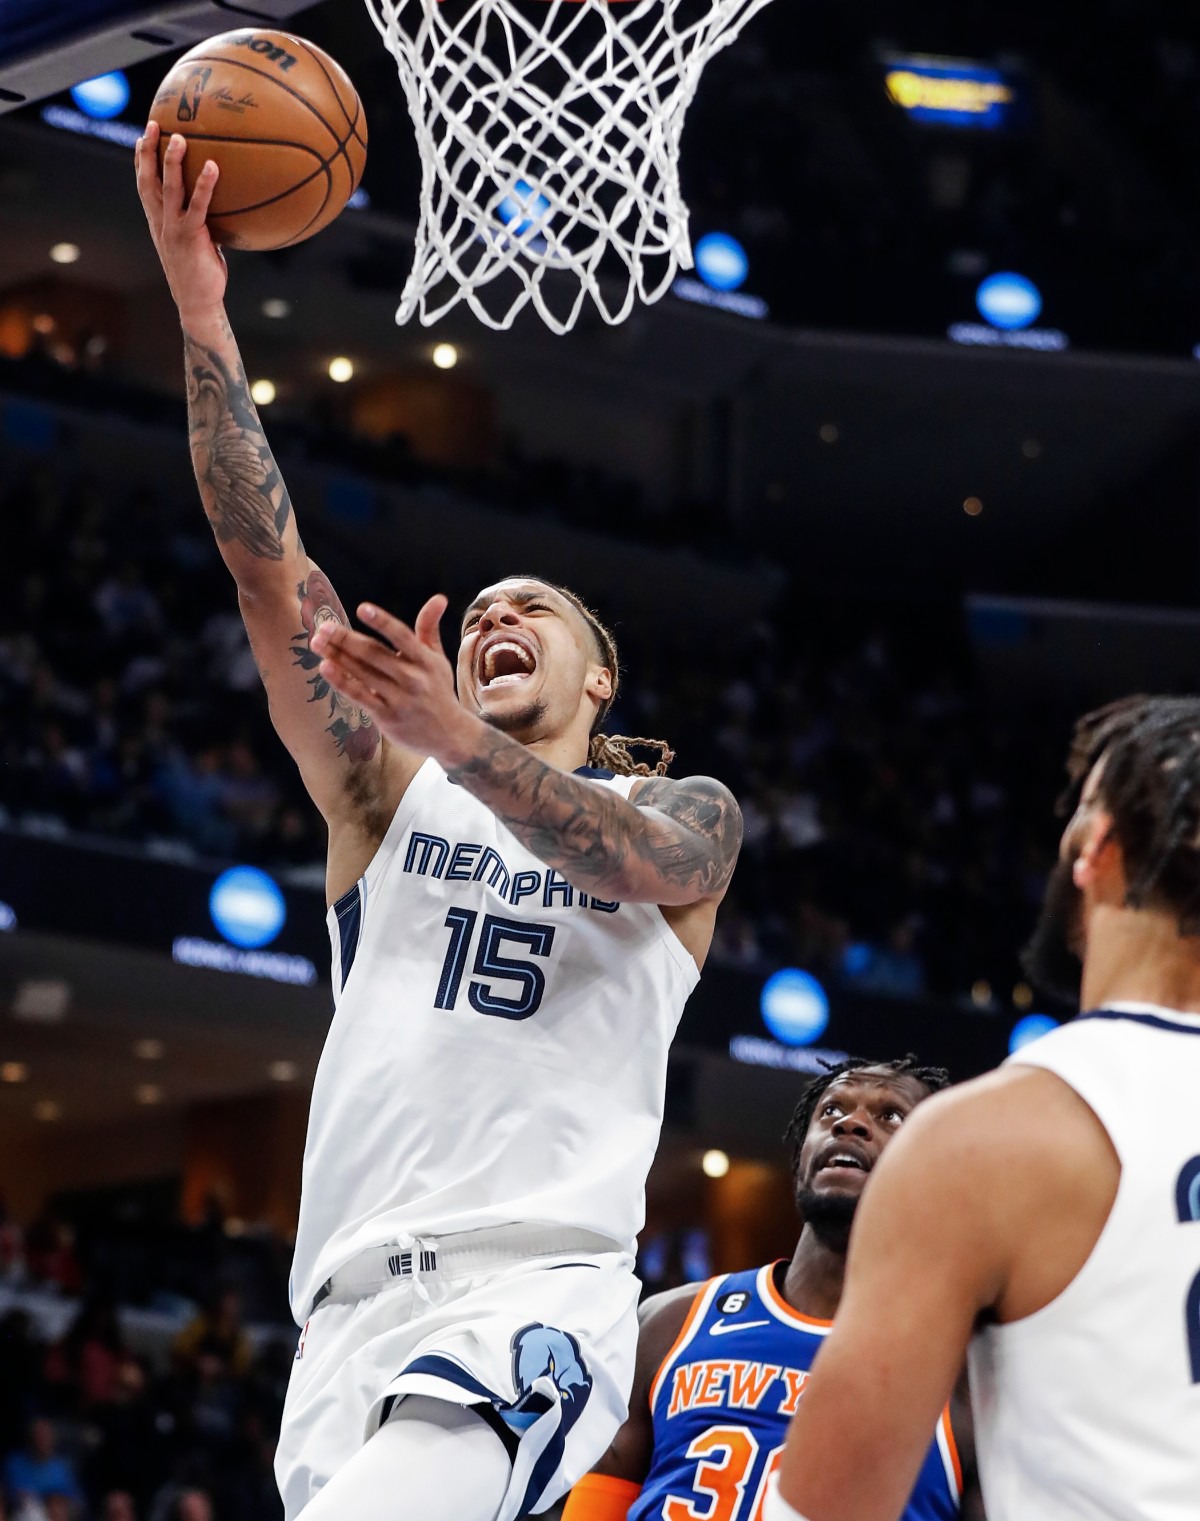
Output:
[135, 122, 421, 848]
[445, 728, 742, 907]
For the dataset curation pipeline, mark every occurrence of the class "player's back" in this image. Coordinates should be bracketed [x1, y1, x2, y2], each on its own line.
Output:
[634, 1264, 961, 1521]
[969, 1004, 1200, 1521]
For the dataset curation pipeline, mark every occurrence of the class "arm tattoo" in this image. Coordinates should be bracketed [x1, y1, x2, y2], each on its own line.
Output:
[446, 731, 741, 902]
[184, 326, 293, 560]
[290, 570, 380, 763]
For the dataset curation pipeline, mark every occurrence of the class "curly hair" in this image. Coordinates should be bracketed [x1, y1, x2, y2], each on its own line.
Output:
[1061, 696, 1200, 934]
[782, 1054, 951, 1175]
[477, 576, 675, 778]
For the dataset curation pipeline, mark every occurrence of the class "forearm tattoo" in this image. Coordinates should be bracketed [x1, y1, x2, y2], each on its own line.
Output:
[184, 325, 293, 560]
[446, 731, 742, 901]
[291, 570, 380, 763]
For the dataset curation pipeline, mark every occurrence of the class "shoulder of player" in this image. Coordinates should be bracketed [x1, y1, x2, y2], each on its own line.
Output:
[633, 1282, 710, 1377]
[631, 772, 741, 821]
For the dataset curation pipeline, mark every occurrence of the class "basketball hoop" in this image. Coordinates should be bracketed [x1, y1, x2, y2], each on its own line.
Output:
[364, 0, 775, 332]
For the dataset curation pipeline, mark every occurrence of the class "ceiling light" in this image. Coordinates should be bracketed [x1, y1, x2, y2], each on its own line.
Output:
[1, 1062, 28, 1084]
[13, 980, 70, 1023]
[250, 379, 276, 406]
[268, 1060, 298, 1083]
[34, 1100, 61, 1122]
[702, 1149, 730, 1179]
[971, 979, 993, 1008]
[135, 1084, 163, 1106]
[50, 242, 80, 265]
[818, 423, 839, 444]
[261, 298, 291, 319]
[133, 1039, 164, 1061]
[963, 497, 983, 517]
[432, 342, 458, 370]
[1021, 438, 1042, 460]
[328, 356, 354, 383]
[32, 314, 56, 335]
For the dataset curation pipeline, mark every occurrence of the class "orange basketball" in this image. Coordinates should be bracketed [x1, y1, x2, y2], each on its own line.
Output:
[149, 30, 367, 252]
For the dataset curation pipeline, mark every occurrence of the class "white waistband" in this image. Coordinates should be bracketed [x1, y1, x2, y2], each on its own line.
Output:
[311, 1224, 621, 1312]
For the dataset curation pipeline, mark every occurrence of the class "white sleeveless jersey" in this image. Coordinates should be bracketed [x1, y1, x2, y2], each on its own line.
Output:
[289, 758, 700, 1321]
[967, 1003, 1200, 1521]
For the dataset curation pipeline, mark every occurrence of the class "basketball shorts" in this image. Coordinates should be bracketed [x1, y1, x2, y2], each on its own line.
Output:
[275, 1225, 639, 1521]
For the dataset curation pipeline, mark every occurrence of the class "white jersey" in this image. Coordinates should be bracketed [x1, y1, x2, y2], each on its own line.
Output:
[967, 1003, 1200, 1521]
[290, 758, 699, 1321]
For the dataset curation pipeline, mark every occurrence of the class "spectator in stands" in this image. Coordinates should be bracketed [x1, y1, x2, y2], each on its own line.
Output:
[101, 1493, 136, 1521]
[172, 1291, 251, 1382]
[2, 1419, 83, 1518]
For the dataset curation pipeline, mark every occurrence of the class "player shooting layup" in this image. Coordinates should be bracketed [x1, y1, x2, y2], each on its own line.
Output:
[135, 125, 742, 1521]
[765, 697, 1200, 1521]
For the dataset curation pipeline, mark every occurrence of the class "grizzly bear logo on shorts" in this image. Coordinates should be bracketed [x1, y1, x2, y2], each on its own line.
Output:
[507, 1324, 592, 1437]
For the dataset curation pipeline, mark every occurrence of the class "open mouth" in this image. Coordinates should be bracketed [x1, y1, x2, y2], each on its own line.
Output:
[478, 636, 537, 690]
[816, 1150, 870, 1176]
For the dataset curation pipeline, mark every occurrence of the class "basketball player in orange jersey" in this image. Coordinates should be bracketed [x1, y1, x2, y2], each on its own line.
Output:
[765, 697, 1200, 1521]
[135, 124, 742, 1521]
[562, 1058, 983, 1521]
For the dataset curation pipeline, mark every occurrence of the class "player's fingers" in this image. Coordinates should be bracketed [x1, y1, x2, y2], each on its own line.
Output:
[134, 124, 165, 220]
[411, 594, 449, 653]
[357, 603, 423, 658]
[313, 629, 405, 689]
[160, 132, 188, 220]
[183, 159, 220, 230]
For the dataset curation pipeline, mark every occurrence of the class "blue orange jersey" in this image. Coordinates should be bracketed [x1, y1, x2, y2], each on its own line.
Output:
[629, 1263, 961, 1521]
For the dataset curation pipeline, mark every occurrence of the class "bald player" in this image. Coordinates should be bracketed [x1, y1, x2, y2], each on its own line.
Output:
[766, 696, 1200, 1521]
[135, 123, 741, 1521]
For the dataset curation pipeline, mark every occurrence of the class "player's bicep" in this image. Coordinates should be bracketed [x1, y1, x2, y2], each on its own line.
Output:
[238, 562, 406, 819]
[630, 775, 743, 904]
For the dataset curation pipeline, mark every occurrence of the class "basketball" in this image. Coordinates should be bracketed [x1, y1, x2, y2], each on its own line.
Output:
[148, 30, 367, 252]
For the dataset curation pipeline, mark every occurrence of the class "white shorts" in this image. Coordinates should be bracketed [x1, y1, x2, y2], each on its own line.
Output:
[275, 1228, 639, 1521]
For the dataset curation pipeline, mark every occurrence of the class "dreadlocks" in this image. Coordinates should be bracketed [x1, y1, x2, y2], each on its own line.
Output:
[1061, 696, 1200, 935]
[476, 576, 675, 778]
[782, 1055, 951, 1174]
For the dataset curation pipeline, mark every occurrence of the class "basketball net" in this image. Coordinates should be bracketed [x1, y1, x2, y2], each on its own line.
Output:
[364, 0, 774, 332]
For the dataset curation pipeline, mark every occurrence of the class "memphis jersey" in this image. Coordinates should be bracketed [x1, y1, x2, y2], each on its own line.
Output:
[289, 758, 699, 1322]
[633, 1264, 961, 1521]
[968, 1004, 1200, 1521]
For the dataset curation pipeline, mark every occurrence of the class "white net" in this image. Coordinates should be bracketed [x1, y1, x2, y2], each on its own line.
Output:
[364, 0, 774, 332]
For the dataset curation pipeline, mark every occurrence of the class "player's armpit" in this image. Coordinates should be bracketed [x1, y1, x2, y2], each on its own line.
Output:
[561, 1474, 642, 1521]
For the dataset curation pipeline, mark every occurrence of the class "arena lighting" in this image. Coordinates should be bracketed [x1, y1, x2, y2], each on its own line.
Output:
[0, 1063, 28, 1084]
[760, 969, 830, 1047]
[209, 866, 286, 949]
[49, 242, 80, 265]
[1009, 1013, 1060, 1054]
[69, 70, 130, 120]
[883, 55, 1016, 131]
[496, 179, 552, 239]
[328, 357, 354, 383]
[33, 1101, 61, 1123]
[262, 298, 292, 319]
[702, 1149, 731, 1179]
[135, 1084, 163, 1106]
[133, 1039, 164, 1061]
[694, 232, 749, 293]
[976, 272, 1042, 331]
[0, 902, 15, 931]
[269, 1060, 299, 1083]
[432, 342, 459, 370]
[250, 379, 276, 406]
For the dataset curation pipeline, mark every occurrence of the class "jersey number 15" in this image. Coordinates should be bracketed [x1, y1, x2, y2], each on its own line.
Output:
[435, 909, 555, 1020]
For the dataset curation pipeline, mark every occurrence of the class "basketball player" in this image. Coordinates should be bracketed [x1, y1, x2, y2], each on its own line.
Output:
[562, 1058, 983, 1521]
[765, 696, 1200, 1521]
[134, 124, 742, 1521]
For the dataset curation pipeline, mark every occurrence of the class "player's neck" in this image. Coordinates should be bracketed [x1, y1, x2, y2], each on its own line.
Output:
[1081, 903, 1200, 1014]
[779, 1227, 848, 1322]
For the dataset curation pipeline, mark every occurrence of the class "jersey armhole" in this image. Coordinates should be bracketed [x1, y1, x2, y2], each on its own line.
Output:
[936, 1405, 963, 1503]
[647, 1277, 724, 1417]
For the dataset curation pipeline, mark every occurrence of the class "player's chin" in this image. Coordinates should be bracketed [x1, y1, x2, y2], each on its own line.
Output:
[475, 681, 547, 733]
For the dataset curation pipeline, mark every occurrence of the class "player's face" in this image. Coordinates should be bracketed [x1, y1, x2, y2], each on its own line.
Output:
[1021, 761, 1104, 1005]
[456, 580, 609, 740]
[794, 1070, 929, 1209]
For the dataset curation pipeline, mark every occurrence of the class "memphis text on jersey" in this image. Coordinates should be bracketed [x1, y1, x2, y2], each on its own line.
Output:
[403, 830, 621, 914]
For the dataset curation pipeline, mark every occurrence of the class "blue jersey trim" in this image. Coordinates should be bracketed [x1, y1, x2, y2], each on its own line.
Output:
[574, 765, 616, 779]
[331, 877, 366, 992]
[1077, 1009, 1200, 1036]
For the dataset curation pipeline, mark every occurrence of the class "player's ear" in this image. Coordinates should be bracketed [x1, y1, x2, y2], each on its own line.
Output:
[586, 665, 613, 705]
[1072, 809, 1120, 894]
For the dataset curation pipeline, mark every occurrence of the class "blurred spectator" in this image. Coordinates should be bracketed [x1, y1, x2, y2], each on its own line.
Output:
[2, 1420, 83, 1517]
[172, 1293, 252, 1383]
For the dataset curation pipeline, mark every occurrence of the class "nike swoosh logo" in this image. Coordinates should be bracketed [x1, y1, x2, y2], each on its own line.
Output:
[710, 1319, 770, 1336]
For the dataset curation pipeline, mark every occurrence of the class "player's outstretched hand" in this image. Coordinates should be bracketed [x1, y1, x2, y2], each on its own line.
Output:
[311, 596, 476, 761]
[135, 121, 227, 322]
